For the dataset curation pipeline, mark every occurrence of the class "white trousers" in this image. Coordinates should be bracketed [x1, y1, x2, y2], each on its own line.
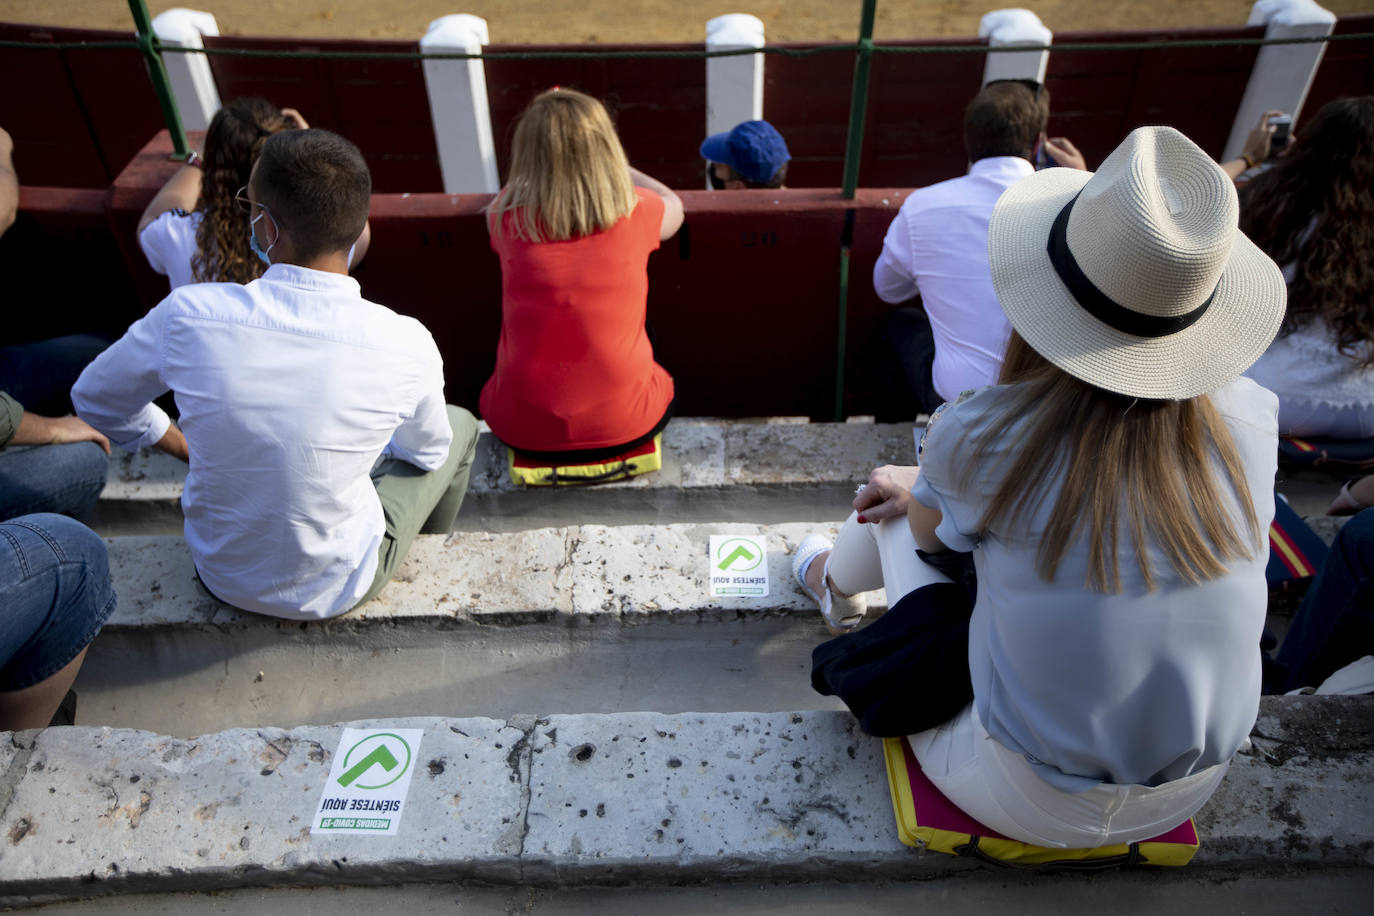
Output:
[824, 510, 950, 601]
[825, 510, 1224, 848]
[907, 704, 1227, 848]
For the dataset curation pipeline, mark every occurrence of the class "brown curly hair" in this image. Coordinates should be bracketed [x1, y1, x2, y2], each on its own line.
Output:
[191, 98, 295, 283]
[1239, 96, 1374, 369]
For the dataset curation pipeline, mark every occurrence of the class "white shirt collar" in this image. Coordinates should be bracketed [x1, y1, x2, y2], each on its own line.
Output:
[261, 262, 363, 297]
[968, 156, 1036, 179]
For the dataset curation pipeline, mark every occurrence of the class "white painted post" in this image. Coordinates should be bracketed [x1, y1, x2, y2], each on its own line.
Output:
[705, 14, 765, 188]
[1223, 0, 1336, 161]
[420, 14, 500, 194]
[151, 8, 222, 131]
[979, 9, 1052, 86]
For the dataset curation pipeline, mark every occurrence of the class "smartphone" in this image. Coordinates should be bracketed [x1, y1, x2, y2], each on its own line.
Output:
[1269, 114, 1292, 158]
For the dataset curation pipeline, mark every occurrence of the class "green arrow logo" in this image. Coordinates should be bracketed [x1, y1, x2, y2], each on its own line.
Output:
[718, 545, 755, 570]
[338, 745, 399, 787]
[715, 537, 764, 572]
[337, 733, 412, 790]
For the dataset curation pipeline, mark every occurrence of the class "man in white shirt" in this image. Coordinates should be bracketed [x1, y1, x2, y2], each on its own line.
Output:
[73, 129, 478, 620]
[872, 81, 1086, 419]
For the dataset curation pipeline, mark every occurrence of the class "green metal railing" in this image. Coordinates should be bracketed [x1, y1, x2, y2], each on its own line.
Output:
[0, 0, 1363, 417]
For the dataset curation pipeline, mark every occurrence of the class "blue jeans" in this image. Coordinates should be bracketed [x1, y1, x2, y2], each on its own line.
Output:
[1270, 509, 1374, 692]
[0, 334, 110, 417]
[0, 441, 108, 522]
[0, 514, 117, 691]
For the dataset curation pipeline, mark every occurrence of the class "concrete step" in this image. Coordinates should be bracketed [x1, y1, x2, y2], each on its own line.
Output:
[88, 419, 919, 535]
[78, 523, 864, 736]
[2, 698, 1371, 906]
[89, 416, 1345, 536]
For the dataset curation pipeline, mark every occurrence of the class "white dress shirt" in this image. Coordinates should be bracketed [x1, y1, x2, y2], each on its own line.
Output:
[73, 264, 452, 620]
[873, 156, 1034, 402]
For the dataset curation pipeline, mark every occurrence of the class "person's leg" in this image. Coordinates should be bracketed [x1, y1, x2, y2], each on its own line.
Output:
[1273, 509, 1374, 692]
[0, 335, 111, 417]
[874, 307, 940, 422]
[353, 405, 479, 608]
[0, 514, 117, 730]
[0, 441, 109, 522]
[814, 511, 952, 600]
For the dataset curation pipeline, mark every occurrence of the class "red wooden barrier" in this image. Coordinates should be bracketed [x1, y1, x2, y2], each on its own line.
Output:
[0, 23, 163, 188]
[484, 43, 706, 190]
[103, 131, 905, 418]
[203, 35, 442, 194]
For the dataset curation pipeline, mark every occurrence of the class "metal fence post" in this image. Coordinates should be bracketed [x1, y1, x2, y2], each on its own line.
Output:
[128, 0, 192, 158]
[834, 0, 878, 420]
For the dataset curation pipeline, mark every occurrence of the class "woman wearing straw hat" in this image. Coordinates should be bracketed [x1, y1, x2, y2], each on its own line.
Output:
[794, 126, 1286, 847]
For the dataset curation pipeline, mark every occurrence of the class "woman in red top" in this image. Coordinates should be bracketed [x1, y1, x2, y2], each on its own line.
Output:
[480, 88, 685, 458]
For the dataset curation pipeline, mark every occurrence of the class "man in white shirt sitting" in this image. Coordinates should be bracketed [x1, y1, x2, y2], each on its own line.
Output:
[73, 130, 478, 620]
[872, 81, 1086, 419]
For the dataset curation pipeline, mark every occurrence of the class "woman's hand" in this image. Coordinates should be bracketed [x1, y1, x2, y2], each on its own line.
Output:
[853, 465, 920, 523]
[281, 108, 310, 130]
[1241, 109, 1284, 166]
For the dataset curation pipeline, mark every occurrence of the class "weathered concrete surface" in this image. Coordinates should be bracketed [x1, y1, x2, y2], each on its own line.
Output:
[0, 717, 528, 903]
[89, 420, 919, 536]
[521, 711, 910, 884]
[1, 700, 1370, 905]
[103, 523, 873, 630]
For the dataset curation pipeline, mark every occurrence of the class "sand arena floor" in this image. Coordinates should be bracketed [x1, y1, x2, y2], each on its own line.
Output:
[9, 0, 1373, 43]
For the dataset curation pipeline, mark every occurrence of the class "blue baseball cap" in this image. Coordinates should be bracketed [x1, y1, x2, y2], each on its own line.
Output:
[699, 120, 790, 185]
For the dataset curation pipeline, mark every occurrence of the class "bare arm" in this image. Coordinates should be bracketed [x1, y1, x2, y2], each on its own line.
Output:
[12, 412, 111, 454]
[153, 423, 189, 463]
[0, 127, 17, 239]
[630, 167, 684, 241]
[137, 164, 203, 235]
[1221, 109, 1282, 180]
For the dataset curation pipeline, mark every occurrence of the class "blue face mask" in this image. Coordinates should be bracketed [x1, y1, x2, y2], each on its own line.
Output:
[248, 209, 277, 265]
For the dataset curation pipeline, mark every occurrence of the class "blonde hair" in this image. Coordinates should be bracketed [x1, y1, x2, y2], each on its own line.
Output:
[489, 88, 638, 243]
[960, 333, 1262, 593]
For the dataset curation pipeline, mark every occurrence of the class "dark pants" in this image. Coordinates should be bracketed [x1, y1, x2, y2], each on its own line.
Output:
[874, 307, 941, 422]
[0, 334, 111, 417]
[1268, 509, 1374, 692]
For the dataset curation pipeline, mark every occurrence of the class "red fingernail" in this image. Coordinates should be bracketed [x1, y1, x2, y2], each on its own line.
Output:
[857, 515, 867, 524]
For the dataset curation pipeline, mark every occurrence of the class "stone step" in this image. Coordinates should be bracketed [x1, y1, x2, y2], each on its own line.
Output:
[89, 419, 920, 535]
[2, 698, 1370, 905]
[81, 524, 860, 736]
[90, 417, 1345, 536]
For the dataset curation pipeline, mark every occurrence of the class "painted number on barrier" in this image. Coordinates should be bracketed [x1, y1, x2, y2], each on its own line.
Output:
[311, 728, 424, 837]
[709, 535, 769, 598]
[741, 230, 778, 247]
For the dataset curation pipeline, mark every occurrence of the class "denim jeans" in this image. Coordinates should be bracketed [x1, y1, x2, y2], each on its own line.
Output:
[0, 514, 117, 690]
[0, 441, 108, 522]
[1271, 509, 1374, 692]
[0, 334, 110, 417]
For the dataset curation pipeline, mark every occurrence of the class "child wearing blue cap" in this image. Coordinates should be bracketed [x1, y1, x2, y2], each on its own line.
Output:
[700, 120, 790, 189]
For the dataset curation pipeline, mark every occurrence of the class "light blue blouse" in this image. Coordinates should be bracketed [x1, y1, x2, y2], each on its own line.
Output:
[911, 377, 1278, 792]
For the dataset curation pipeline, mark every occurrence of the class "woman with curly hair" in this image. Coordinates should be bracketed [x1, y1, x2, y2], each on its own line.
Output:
[137, 98, 369, 289]
[1240, 96, 1374, 438]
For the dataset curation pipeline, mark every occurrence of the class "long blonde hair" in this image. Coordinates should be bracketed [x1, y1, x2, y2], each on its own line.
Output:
[489, 88, 638, 243]
[961, 332, 1261, 593]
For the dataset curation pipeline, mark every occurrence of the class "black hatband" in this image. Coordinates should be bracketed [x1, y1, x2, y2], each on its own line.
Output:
[1046, 193, 1215, 338]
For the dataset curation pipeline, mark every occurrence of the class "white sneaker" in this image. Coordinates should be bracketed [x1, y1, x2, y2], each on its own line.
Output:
[792, 533, 866, 634]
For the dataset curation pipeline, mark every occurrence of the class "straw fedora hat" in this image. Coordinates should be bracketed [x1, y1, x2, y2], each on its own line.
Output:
[987, 125, 1286, 400]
